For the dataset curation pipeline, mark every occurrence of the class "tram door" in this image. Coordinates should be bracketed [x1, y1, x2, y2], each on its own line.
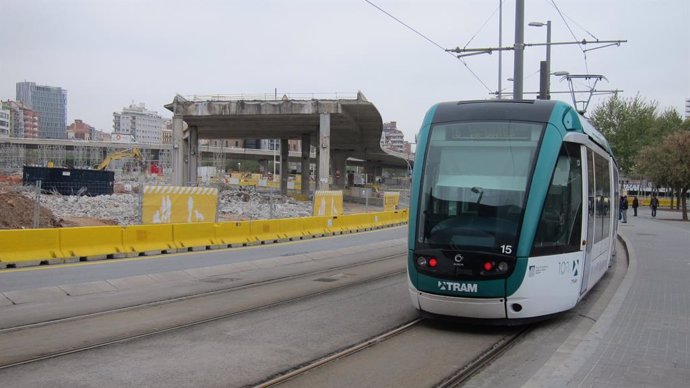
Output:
[581, 148, 595, 295]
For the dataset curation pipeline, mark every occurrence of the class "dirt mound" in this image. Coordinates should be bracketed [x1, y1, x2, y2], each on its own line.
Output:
[0, 192, 61, 229]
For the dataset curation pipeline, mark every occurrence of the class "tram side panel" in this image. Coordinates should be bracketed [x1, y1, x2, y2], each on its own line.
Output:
[505, 252, 584, 319]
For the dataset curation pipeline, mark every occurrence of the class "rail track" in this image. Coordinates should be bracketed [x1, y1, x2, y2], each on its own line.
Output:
[253, 317, 532, 388]
[0, 254, 406, 369]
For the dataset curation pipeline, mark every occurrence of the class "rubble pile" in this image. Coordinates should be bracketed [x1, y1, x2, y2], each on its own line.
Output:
[38, 192, 140, 225]
[15, 186, 312, 226]
[0, 191, 60, 229]
[217, 187, 312, 220]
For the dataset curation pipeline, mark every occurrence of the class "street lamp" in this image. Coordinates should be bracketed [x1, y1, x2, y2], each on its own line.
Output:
[529, 20, 551, 99]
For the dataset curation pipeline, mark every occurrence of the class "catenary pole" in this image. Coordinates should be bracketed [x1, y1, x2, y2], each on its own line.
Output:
[513, 0, 525, 100]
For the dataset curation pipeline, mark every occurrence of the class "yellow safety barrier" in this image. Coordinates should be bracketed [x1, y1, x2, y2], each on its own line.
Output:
[215, 221, 252, 246]
[313, 190, 344, 217]
[142, 185, 218, 225]
[60, 226, 125, 258]
[337, 214, 371, 233]
[0, 228, 63, 264]
[278, 217, 307, 240]
[0, 207, 410, 269]
[122, 224, 177, 253]
[249, 220, 285, 243]
[173, 222, 217, 250]
[300, 216, 333, 237]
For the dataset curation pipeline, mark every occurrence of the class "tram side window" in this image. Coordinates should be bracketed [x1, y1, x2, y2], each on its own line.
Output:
[531, 143, 582, 256]
[594, 153, 611, 243]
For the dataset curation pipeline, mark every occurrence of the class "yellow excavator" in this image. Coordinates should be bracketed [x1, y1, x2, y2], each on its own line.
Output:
[95, 148, 144, 170]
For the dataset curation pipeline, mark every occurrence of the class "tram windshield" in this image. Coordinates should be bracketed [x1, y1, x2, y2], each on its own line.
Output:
[417, 121, 544, 252]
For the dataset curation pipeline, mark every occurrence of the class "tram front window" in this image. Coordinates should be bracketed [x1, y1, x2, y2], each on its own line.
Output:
[418, 121, 543, 253]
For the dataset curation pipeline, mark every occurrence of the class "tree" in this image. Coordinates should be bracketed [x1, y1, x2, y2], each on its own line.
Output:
[637, 131, 690, 220]
[589, 94, 658, 175]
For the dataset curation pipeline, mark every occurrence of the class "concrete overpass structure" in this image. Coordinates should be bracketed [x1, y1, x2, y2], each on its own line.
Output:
[165, 92, 410, 195]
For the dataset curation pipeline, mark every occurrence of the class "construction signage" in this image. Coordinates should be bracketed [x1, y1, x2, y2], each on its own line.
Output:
[313, 190, 343, 217]
[142, 185, 218, 224]
[383, 192, 400, 212]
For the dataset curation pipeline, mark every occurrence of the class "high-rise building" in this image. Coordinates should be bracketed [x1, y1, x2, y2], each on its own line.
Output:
[685, 98, 690, 120]
[0, 107, 9, 138]
[113, 103, 165, 144]
[381, 121, 406, 153]
[16, 82, 67, 139]
[1, 100, 39, 138]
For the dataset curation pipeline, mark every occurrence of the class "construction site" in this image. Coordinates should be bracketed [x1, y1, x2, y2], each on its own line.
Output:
[0, 142, 406, 230]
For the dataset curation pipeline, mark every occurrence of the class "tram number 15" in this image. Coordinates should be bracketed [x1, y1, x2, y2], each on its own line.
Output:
[500, 245, 513, 255]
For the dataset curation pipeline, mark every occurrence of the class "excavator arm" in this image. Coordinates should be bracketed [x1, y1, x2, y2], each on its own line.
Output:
[95, 148, 144, 170]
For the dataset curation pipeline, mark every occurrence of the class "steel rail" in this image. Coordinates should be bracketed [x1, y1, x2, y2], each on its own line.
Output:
[436, 324, 534, 387]
[254, 318, 424, 388]
[0, 256, 406, 370]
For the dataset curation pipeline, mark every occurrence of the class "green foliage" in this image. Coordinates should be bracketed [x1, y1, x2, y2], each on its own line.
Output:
[590, 95, 685, 175]
[589, 95, 657, 174]
[637, 132, 690, 220]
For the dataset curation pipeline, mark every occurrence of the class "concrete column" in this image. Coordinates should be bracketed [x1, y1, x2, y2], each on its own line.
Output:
[331, 151, 347, 189]
[171, 115, 185, 186]
[280, 139, 289, 195]
[301, 134, 311, 196]
[186, 126, 199, 186]
[315, 147, 320, 190]
[318, 113, 330, 190]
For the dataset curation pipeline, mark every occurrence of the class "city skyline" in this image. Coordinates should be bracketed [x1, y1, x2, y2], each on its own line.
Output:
[1, 0, 688, 142]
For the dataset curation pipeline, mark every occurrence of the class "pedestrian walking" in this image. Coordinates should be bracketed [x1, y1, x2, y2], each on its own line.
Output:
[632, 196, 639, 216]
[620, 195, 628, 223]
[650, 194, 659, 217]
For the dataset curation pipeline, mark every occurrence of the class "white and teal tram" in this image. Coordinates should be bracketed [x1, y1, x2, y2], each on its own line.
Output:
[408, 100, 619, 322]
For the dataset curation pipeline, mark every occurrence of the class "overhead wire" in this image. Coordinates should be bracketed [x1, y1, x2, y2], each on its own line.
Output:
[463, 1, 505, 49]
[362, 0, 493, 93]
[548, 0, 593, 87]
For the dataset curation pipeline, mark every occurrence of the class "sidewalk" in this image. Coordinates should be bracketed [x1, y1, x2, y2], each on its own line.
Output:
[528, 209, 690, 387]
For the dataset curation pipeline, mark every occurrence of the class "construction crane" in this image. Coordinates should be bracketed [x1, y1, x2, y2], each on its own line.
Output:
[95, 148, 144, 170]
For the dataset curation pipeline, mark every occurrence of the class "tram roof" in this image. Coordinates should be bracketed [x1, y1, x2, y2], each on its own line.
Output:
[430, 99, 613, 156]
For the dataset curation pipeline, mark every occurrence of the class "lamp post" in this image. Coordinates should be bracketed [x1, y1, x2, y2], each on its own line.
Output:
[529, 20, 551, 99]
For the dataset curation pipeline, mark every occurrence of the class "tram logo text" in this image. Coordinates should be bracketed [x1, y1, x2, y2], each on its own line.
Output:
[438, 281, 478, 293]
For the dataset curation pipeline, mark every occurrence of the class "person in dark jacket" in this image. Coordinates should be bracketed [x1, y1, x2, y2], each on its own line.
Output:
[632, 196, 639, 216]
[650, 194, 659, 217]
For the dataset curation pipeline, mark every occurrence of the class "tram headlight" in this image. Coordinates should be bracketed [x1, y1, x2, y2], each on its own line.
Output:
[483, 261, 494, 271]
[497, 261, 509, 273]
[416, 256, 427, 267]
[428, 258, 438, 268]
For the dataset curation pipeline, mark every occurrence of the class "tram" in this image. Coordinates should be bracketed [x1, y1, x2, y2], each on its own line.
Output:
[408, 100, 619, 322]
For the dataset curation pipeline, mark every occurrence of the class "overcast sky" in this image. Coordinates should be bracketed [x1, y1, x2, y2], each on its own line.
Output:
[1, 0, 688, 143]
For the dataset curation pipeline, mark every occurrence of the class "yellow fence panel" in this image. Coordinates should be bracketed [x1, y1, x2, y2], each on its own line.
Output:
[215, 221, 252, 246]
[60, 226, 125, 258]
[173, 222, 217, 249]
[122, 224, 177, 253]
[383, 192, 401, 212]
[0, 228, 63, 264]
[313, 190, 343, 217]
[142, 185, 218, 225]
